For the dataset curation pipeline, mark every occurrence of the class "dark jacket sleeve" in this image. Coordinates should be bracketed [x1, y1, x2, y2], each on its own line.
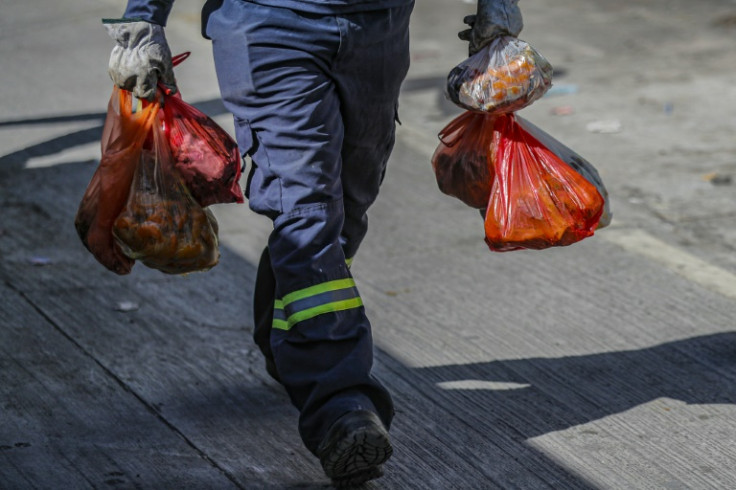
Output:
[123, 0, 175, 26]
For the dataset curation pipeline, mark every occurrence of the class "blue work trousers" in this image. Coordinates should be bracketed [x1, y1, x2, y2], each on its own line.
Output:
[206, 0, 413, 453]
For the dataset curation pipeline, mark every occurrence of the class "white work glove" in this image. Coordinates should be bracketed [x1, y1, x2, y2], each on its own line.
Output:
[104, 20, 177, 101]
[459, 0, 523, 56]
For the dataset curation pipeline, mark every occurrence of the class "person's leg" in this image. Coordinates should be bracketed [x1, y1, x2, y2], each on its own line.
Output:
[207, 0, 393, 458]
[308, 8, 414, 485]
[335, 4, 415, 264]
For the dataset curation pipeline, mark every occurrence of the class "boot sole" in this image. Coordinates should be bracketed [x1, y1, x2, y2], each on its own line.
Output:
[322, 424, 393, 487]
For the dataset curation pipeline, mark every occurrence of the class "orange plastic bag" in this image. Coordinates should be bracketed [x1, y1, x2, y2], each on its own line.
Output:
[431, 111, 496, 209]
[113, 120, 220, 274]
[484, 114, 605, 251]
[75, 86, 159, 275]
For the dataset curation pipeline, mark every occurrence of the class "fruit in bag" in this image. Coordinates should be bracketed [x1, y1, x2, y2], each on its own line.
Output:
[431, 111, 496, 209]
[484, 114, 605, 251]
[113, 123, 220, 275]
[446, 36, 553, 115]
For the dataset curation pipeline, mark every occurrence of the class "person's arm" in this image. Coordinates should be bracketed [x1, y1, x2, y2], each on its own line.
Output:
[103, 0, 176, 101]
[121, 0, 175, 26]
[458, 0, 523, 55]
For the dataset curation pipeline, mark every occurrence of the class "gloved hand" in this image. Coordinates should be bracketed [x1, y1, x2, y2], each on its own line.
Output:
[104, 20, 177, 101]
[459, 0, 523, 56]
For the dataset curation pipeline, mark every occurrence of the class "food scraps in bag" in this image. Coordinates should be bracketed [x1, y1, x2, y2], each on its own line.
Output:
[447, 36, 553, 114]
[430, 109, 611, 252]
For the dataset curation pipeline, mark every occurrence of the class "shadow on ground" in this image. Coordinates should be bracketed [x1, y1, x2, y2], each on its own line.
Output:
[2, 106, 735, 488]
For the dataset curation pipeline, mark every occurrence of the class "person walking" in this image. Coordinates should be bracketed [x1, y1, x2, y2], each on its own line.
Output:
[103, 0, 522, 486]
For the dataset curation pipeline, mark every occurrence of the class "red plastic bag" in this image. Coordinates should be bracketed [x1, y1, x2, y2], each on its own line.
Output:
[113, 119, 220, 274]
[484, 114, 605, 251]
[431, 111, 610, 252]
[162, 52, 244, 207]
[431, 111, 496, 209]
[75, 86, 160, 274]
[446, 36, 553, 114]
[513, 117, 612, 230]
[162, 93, 244, 207]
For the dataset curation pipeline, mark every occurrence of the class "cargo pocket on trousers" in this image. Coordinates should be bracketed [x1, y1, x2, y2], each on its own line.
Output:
[201, 0, 224, 39]
[234, 117, 256, 200]
[379, 103, 401, 186]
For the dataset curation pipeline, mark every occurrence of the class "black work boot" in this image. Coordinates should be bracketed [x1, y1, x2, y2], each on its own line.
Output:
[317, 410, 393, 488]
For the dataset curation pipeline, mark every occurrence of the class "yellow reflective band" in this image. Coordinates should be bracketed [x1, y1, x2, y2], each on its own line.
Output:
[281, 278, 356, 307]
[272, 297, 364, 331]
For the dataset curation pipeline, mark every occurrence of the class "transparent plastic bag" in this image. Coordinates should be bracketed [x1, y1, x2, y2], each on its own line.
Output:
[431, 111, 496, 209]
[446, 36, 553, 114]
[75, 86, 160, 275]
[484, 114, 605, 252]
[112, 119, 220, 275]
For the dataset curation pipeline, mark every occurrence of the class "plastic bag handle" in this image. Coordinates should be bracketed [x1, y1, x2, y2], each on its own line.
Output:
[437, 112, 475, 147]
[171, 52, 191, 67]
[157, 52, 191, 97]
[438, 111, 494, 148]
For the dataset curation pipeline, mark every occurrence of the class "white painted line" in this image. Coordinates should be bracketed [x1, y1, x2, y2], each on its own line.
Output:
[602, 227, 736, 301]
[437, 380, 532, 391]
[25, 141, 99, 169]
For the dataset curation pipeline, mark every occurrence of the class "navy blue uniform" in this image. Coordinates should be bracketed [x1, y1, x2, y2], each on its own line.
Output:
[122, 0, 414, 453]
[124, 0, 413, 25]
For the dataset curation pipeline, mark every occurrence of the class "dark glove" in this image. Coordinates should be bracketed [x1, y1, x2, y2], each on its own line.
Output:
[459, 0, 523, 56]
[104, 19, 177, 101]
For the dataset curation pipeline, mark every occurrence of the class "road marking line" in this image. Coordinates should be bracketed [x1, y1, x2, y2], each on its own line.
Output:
[602, 227, 736, 300]
[437, 380, 531, 391]
[25, 141, 99, 169]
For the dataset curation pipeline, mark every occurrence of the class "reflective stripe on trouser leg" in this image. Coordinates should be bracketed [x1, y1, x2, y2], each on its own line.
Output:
[273, 278, 362, 331]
